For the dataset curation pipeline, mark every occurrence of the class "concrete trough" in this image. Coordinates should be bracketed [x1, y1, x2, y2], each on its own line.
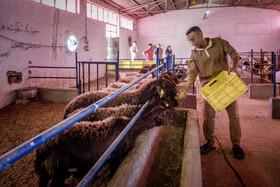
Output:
[37, 87, 79, 102]
[249, 84, 279, 99]
[269, 97, 280, 119]
[108, 108, 202, 187]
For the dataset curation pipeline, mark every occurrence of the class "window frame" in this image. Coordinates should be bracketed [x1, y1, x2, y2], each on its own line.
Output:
[34, 0, 80, 14]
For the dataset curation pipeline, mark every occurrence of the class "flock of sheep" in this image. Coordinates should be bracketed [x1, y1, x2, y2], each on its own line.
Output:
[34, 71, 181, 186]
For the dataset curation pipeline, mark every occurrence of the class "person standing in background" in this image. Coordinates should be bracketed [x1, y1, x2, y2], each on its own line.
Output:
[154, 44, 163, 60]
[130, 41, 138, 67]
[165, 45, 173, 57]
[143, 43, 154, 61]
[165, 45, 174, 70]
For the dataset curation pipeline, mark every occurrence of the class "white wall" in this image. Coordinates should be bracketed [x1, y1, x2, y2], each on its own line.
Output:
[0, 0, 136, 109]
[119, 28, 137, 59]
[137, 6, 280, 58]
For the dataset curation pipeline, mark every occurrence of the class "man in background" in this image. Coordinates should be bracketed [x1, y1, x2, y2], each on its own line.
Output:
[154, 43, 163, 60]
[130, 41, 138, 67]
[143, 43, 154, 61]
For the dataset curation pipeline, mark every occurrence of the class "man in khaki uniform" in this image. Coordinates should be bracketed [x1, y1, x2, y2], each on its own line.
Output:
[176, 26, 245, 159]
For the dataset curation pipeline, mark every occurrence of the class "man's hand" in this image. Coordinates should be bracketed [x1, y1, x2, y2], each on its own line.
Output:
[176, 79, 195, 101]
[175, 91, 187, 101]
[228, 65, 237, 74]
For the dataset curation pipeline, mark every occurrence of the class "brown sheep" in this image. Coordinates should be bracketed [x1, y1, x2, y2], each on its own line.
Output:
[63, 78, 177, 119]
[34, 106, 174, 187]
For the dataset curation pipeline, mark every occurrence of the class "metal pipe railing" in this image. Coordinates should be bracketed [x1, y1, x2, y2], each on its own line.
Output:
[28, 66, 76, 80]
[0, 65, 162, 172]
[76, 52, 119, 92]
[77, 101, 150, 187]
[29, 66, 76, 69]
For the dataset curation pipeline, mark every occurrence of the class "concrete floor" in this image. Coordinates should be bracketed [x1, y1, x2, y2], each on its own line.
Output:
[196, 92, 280, 186]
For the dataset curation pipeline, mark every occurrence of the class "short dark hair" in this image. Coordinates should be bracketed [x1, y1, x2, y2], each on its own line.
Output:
[186, 26, 202, 35]
[133, 41, 137, 43]
[149, 43, 153, 46]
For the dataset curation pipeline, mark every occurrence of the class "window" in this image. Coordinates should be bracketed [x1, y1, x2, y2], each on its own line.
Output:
[42, 0, 54, 7]
[92, 5, 97, 20]
[120, 16, 133, 30]
[106, 24, 117, 38]
[34, 0, 80, 14]
[98, 7, 103, 21]
[56, 0, 66, 10]
[87, 1, 118, 26]
[104, 10, 108, 23]
[86, 1, 120, 37]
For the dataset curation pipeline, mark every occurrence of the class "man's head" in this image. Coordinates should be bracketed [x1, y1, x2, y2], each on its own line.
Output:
[186, 26, 204, 48]
[133, 41, 137, 46]
[157, 44, 161, 48]
[149, 43, 153, 48]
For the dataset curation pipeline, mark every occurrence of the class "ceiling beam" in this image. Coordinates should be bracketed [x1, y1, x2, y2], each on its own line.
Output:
[102, 0, 140, 19]
[264, 0, 278, 8]
[170, 0, 177, 9]
[151, 0, 165, 13]
[131, 0, 153, 16]
[234, 0, 242, 6]
[121, 0, 164, 12]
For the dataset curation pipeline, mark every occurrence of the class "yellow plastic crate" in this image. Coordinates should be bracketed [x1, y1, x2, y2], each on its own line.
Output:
[200, 71, 248, 112]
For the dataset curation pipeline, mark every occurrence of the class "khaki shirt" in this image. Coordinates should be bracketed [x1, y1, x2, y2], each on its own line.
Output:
[187, 37, 238, 82]
[154, 47, 163, 59]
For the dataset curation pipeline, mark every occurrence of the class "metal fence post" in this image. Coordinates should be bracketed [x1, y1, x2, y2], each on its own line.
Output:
[156, 48, 159, 79]
[88, 63, 90, 92]
[76, 52, 78, 89]
[78, 62, 81, 94]
[273, 52, 276, 97]
[116, 51, 119, 81]
[250, 49, 253, 84]
[97, 64, 99, 91]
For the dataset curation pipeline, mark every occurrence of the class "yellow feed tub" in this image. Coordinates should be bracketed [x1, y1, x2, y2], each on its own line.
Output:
[200, 71, 248, 112]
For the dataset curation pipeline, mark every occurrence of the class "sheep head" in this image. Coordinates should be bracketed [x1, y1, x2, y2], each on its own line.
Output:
[155, 78, 177, 99]
[159, 71, 180, 85]
[153, 107, 174, 127]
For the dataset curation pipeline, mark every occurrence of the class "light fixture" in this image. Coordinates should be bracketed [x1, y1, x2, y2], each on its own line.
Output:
[206, 10, 210, 14]
[67, 35, 78, 52]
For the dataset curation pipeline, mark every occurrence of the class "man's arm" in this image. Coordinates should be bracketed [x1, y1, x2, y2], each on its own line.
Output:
[229, 57, 239, 73]
[143, 49, 148, 58]
[219, 38, 239, 74]
[175, 79, 196, 100]
[175, 52, 198, 100]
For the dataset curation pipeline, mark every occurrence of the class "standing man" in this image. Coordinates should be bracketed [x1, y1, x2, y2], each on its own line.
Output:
[176, 26, 245, 159]
[130, 41, 138, 67]
[154, 43, 163, 60]
[143, 43, 154, 61]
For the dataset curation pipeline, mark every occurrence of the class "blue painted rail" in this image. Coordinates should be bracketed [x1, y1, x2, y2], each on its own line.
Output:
[273, 53, 279, 97]
[77, 101, 150, 187]
[0, 65, 163, 172]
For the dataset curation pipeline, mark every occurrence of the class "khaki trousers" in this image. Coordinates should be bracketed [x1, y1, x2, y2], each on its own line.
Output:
[203, 99, 241, 146]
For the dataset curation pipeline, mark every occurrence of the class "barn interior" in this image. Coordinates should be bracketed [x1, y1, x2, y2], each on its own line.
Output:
[0, 0, 280, 186]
